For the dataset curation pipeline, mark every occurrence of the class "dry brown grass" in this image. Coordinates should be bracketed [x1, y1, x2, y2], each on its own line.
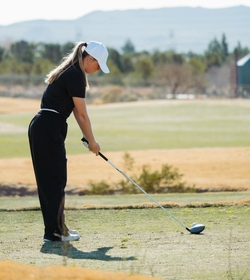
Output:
[64, 146, 250, 192]
[1, 147, 250, 194]
[0, 97, 40, 113]
[0, 97, 250, 193]
[0, 260, 161, 280]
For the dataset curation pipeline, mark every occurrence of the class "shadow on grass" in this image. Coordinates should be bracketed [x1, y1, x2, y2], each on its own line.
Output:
[40, 243, 136, 261]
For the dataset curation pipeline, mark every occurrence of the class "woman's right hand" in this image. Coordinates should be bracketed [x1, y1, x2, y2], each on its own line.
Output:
[88, 141, 100, 156]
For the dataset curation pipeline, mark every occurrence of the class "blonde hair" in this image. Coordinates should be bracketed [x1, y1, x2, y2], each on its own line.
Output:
[45, 42, 89, 88]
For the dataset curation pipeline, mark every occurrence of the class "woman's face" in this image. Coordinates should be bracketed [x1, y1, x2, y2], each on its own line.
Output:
[83, 56, 100, 74]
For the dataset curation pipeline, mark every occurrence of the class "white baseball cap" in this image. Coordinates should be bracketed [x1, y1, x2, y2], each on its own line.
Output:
[85, 41, 110, 73]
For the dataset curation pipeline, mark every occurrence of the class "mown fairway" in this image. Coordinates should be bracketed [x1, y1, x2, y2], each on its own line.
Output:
[0, 99, 250, 158]
[0, 206, 249, 279]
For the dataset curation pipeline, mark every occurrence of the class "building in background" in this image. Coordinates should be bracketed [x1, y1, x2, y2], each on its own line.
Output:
[237, 54, 250, 98]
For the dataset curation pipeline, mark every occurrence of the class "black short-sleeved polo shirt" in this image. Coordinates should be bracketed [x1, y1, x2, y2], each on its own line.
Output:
[41, 63, 86, 118]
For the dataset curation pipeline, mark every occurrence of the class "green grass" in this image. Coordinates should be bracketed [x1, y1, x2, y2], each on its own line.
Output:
[0, 101, 250, 158]
[0, 207, 249, 279]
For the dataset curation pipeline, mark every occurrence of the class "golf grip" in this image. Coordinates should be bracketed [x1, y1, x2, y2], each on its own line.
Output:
[81, 137, 190, 232]
[81, 137, 108, 161]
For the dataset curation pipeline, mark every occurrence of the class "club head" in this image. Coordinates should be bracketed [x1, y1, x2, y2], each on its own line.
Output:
[188, 223, 205, 234]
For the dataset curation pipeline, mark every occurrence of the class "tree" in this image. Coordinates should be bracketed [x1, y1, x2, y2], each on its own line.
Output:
[32, 58, 54, 75]
[10, 40, 35, 63]
[2, 58, 23, 74]
[135, 56, 154, 84]
[188, 57, 206, 75]
[0, 47, 4, 62]
[205, 37, 223, 68]
[121, 39, 135, 54]
[172, 53, 184, 64]
[104, 60, 123, 85]
[152, 50, 170, 66]
[161, 63, 206, 96]
[108, 48, 122, 72]
[120, 54, 134, 73]
[205, 34, 230, 68]
[42, 43, 62, 64]
[207, 37, 222, 53]
[233, 42, 250, 60]
[61, 42, 75, 57]
[221, 33, 229, 62]
[205, 52, 222, 68]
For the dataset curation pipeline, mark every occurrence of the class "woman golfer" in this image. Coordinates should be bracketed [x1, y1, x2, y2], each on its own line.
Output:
[28, 41, 109, 242]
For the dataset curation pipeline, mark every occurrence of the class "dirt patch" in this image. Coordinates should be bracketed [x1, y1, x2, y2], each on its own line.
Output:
[0, 147, 250, 195]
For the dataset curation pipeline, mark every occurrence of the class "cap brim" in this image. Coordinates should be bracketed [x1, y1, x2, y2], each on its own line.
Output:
[99, 63, 110, 74]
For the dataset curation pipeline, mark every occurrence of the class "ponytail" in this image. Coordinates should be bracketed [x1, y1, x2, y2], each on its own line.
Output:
[45, 42, 89, 89]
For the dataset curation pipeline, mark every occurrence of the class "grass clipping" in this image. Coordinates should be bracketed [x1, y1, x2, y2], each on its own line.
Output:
[0, 260, 160, 280]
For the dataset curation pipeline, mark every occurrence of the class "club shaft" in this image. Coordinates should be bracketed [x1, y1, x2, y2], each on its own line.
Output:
[81, 138, 190, 232]
[102, 153, 188, 231]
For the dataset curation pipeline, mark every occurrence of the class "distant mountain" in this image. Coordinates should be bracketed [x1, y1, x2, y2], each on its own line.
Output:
[0, 6, 249, 54]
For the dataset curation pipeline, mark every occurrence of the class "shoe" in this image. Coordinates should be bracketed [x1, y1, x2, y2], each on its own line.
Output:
[43, 234, 61, 242]
[43, 232, 80, 242]
[68, 229, 79, 235]
[61, 232, 80, 242]
[63, 223, 79, 236]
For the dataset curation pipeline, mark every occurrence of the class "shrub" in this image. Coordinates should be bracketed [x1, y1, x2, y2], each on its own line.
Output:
[136, 165, 161, 193]
[86, 153, 196, 195]
[87, 180, 115, 195]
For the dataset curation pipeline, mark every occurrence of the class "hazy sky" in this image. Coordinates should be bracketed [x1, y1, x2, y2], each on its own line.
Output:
[1, 0, 249, 26]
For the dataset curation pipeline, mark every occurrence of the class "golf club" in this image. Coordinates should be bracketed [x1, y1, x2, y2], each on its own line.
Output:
[81, 137, 205, 234]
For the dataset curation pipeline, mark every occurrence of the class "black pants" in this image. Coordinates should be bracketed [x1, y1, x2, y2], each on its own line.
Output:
[28, 110, 68, 240]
